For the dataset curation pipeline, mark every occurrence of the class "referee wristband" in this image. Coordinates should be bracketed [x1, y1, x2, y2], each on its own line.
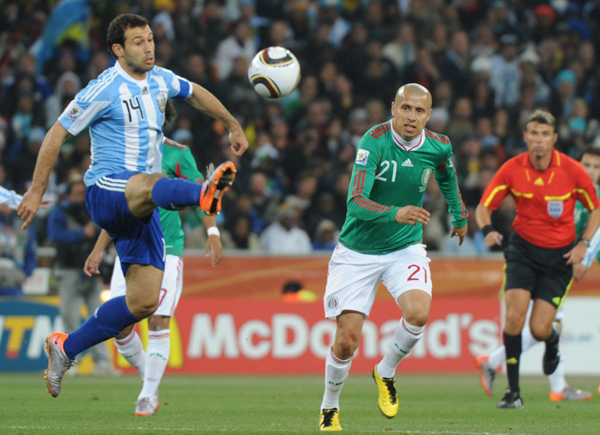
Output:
[481, 225, 496, 237]
[207, 226, 220, 237]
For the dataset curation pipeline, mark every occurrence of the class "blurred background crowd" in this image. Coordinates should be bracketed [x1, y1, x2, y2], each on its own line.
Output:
[2, 0, 600, 282]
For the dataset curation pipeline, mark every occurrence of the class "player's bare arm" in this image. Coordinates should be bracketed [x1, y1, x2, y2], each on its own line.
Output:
[17, 121, 71, 229]
[564, 207, 600, 265]
[394, 205, 430, 226]
[202, 215, 223, 267]
[187, 83, 249, 157]
[84, 229, 113, 277]
[475, 203, 503, 247]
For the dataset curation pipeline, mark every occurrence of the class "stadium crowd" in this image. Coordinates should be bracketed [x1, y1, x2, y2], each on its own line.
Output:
[1, 0, 600, 272]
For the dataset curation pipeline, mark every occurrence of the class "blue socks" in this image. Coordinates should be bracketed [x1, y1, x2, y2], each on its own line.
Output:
[151, 177, 203, 210]
[63, 296, 138, 360]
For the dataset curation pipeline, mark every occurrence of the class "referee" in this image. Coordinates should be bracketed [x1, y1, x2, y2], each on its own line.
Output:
[475, 109, 600, 409]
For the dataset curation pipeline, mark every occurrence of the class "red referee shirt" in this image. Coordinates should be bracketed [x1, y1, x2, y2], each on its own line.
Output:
[480, 149, 600, 248]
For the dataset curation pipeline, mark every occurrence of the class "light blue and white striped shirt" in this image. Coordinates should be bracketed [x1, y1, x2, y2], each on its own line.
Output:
[58, 62, 193, 186]
[0, 186, 23, 209]
[583, 226, 600, 267]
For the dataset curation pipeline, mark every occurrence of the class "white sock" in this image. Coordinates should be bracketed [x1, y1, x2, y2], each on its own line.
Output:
[548, 359, 566, 394]
[321, 347, 352, 410]
[488, 327, 540, 370]
[115, 330, 146, 379]
[521, 326, 539, 352]
[487, 345, 505, 370]
[377, 318, 424, 378]
[139, 329, 170, 400]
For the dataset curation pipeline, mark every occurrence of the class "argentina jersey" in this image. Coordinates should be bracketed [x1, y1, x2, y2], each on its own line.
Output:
[58, 62, 192, 186]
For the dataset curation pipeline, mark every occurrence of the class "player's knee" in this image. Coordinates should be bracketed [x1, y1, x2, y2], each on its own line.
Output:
[529, 324, 551, 341]
[128, 298, 159, 319]
[335, 332, 360, 358]
[148, 315, 170, 330]
[504, 314, 525, 335]
[404, 310, 429, 327]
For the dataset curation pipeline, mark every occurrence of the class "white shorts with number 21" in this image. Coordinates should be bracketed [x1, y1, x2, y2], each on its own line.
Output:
[323, 243, 432, 319]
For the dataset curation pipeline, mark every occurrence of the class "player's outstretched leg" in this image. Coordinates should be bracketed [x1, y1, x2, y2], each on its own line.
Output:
[45, 333, 77, 397]
[497, 388, 524, 409]
[199, 161, 236, 215]
[372, 364, 399, 418]
[475, 355, 496, 397]
[319, 408, 342, 431]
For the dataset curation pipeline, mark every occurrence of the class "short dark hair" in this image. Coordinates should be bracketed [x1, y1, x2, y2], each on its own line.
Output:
[525, 109, 556, 131]
[106, 14, 149, 58]
[578, 146, 600, 161]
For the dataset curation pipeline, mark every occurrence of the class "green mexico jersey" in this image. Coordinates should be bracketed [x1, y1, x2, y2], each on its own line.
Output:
[160, 138, 204, 257]
[338, 122, 467, 254]
[575, 185, 600, 262]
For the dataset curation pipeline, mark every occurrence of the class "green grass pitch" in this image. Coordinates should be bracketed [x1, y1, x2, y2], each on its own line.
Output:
[0, 373, 598, 434]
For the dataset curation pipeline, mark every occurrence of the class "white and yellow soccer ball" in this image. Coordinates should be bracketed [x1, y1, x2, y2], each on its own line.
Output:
[248, 47, 301, 99]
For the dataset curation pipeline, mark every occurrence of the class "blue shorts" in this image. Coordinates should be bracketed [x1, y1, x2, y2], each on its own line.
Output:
[86, 172, 165, 275]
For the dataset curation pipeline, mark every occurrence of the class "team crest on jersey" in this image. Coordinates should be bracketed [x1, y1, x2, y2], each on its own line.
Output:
[356, 149, 370, 166]
[419, 168, 433, 192]
[66, 102, 82, 122]
[326, 295, 339, 310]
[547, 201, 563, 219]
[157, 92, 167, 112]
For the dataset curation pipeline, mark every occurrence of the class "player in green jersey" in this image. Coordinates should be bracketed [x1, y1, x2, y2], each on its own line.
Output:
[84, 136, 222, 416]
[574, 148, 600, 280]
[318, 84, 468, 431]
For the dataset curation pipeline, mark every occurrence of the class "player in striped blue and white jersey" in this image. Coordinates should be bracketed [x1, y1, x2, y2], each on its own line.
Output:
[16, 14, 247, 400]
[0, 186, 22, 210]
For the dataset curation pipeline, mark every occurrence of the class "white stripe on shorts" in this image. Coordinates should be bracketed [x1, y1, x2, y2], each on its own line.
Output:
[96, 180, 126, 192]
[99, 176, 128, 186]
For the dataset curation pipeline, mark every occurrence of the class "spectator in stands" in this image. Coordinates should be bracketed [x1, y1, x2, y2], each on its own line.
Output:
[214, 19, 256, 81]
[2, 0, 600, 254]
[260, 204, 312, 254]
[311, 219, 338, 251]
[490, 33, 522, 108]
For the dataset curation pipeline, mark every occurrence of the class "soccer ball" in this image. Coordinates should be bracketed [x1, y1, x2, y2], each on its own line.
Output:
[248, 47, 301, 99]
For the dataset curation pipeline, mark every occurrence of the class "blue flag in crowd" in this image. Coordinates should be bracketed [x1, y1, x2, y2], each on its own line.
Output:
[30, 0, 91, 74]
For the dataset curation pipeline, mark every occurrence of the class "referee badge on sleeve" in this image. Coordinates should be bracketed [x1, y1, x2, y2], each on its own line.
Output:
[547, 201, 563, 219]
[356, 149, 370, 166]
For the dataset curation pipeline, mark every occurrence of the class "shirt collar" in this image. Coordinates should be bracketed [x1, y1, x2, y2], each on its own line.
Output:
[524, 149, 560, 169]
[115, 61, 149, 85]
[390, 120, 425, 151]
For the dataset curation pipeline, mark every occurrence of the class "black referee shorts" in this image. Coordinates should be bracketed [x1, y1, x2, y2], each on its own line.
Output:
[503, 231, 574, 309]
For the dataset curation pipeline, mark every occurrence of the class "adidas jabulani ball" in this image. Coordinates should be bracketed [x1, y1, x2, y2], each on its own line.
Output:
[248, 47, 301, 99]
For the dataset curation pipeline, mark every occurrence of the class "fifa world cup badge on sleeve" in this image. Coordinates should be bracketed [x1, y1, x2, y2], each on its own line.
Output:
[66, 102, 82, 122]
[356, 149, 370, 166]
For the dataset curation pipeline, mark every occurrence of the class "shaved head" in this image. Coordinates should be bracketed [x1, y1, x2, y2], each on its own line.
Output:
[395, 83, 432, 109]
[391, 83, 433, 140]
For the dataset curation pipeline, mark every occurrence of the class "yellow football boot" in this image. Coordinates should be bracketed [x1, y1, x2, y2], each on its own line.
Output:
[372, 364, 398, 418]
[319, 408, 342, 431]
